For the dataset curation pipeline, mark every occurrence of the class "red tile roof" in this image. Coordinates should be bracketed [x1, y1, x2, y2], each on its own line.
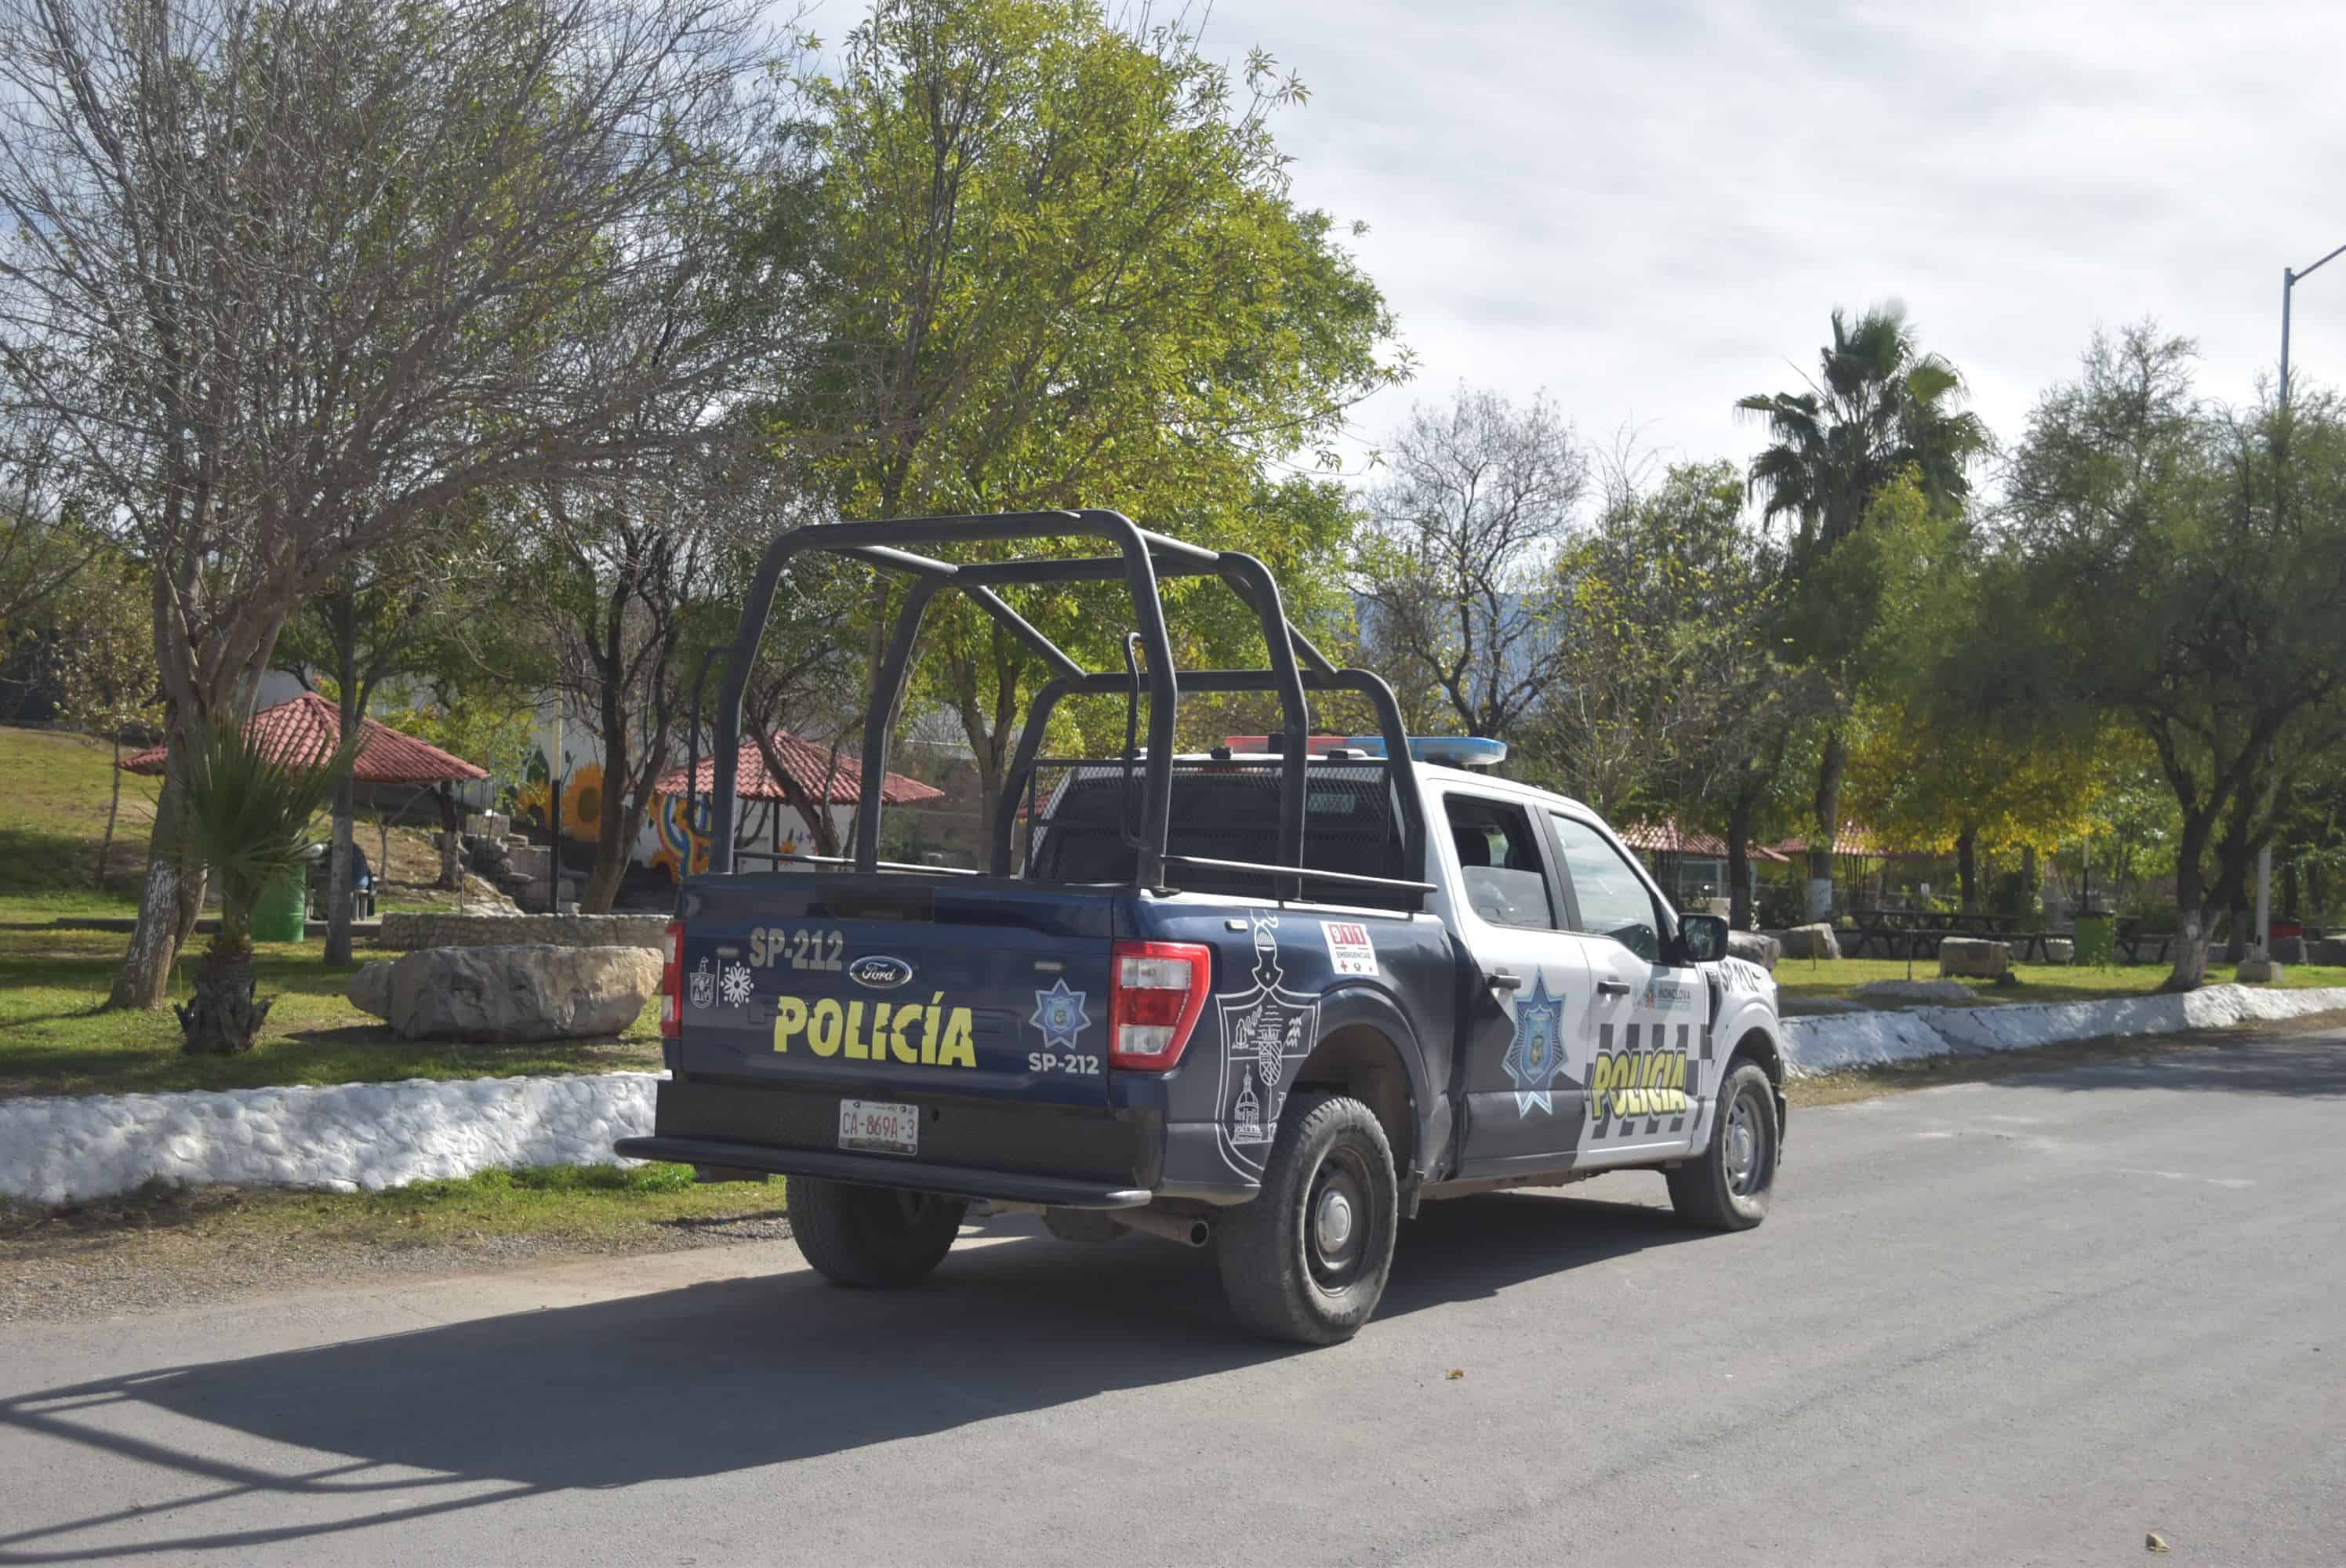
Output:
[655, 731, 944, 807]
[118, 692, 491, 784]
[1615, 819, 1791, 863]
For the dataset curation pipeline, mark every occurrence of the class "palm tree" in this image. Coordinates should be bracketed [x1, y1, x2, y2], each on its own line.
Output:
[1738, 304, 1988, 916]
[166, 717, 361, 1054]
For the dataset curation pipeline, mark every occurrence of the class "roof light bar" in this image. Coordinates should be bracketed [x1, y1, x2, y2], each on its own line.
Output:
[1344, 735, 1508, 769]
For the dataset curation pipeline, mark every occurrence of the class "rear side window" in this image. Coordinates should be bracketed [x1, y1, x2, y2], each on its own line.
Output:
[1443, 795, 1555, 930]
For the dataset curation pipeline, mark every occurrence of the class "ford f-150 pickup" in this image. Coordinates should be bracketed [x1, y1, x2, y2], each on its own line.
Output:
[618, 510, 1785, 1344]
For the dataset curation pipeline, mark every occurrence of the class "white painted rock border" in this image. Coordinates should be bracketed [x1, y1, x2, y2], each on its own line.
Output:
[0, 1073, 658, 1208]
[4, 985, 2342, 1206]
[1779, 984, 2346, 1076]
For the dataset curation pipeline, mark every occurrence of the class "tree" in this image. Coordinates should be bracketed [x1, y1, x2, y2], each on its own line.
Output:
[1523, 459, 1823, 928]
[52, 553, 162, 887]
[1738, 304, 1990, 915]
[790, 0, 1403, 851]
[1356, 387, 1586, 740]
[165, 716, 359, 1053]
[2003, 326, 2346, 988]
[0, 400, 104, 637]
[0, 0, 793, 1005]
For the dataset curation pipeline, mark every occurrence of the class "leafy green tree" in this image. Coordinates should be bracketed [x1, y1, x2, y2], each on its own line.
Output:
[2003, 326, 2346, 988]
[1738, 304, 1990, 914]
[789, 0, 1403, 847]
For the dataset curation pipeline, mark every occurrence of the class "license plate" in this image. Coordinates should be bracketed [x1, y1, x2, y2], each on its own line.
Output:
[837, 1098, 919, 1156]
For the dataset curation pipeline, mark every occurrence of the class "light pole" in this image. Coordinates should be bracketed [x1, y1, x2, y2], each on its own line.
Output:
[2281, 239, 2346, 414]
[2248, 241, 2346, 973]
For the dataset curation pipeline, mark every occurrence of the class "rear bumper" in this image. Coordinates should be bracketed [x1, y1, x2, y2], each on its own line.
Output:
[613, 1135, 1152, 1209]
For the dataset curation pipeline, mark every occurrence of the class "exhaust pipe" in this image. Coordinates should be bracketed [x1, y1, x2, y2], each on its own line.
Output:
[1111, 1207, 1211, 1248]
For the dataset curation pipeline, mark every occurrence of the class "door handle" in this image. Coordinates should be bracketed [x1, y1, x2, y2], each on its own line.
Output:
[1596, 980, 1632, 998]
[1486, 971, 1523, 993]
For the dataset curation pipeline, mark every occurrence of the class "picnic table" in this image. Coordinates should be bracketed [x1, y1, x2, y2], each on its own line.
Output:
[2112, 916, 2170, 965]
[1843, 909, 2061, 962]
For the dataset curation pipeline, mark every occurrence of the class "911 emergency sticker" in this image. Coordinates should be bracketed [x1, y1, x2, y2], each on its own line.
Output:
[1323, 920, 1378, 977]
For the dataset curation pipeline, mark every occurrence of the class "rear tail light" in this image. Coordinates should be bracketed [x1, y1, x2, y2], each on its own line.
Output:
[1109, 940, 1211, 1069]
[659, 920, 684, 1037]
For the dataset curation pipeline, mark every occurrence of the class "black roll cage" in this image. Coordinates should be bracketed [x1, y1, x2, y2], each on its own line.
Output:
[705, 509, 1428, 900]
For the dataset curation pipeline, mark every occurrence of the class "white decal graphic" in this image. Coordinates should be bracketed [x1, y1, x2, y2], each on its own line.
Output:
[718, 960, 754, 1009]
[1215, 913, 1320, 1179]
[1323, 920, 1378, 977]
[688, 958, 716, 1011]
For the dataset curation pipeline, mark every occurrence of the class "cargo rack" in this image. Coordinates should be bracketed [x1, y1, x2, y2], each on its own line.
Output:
[701, 509, 1430, 902]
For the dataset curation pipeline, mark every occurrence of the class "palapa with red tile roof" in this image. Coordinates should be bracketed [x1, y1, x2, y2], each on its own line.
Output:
[118, 693, 490, 784]
[1615, 820, 1792, 863]
[654, 730, 943, 808]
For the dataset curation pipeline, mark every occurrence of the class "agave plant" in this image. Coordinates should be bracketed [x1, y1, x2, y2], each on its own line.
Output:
[166, 715, 361, 1054]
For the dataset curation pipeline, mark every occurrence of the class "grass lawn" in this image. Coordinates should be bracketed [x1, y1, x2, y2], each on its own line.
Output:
[1771, 954, 2346, 1007]
[0, 726, 161, 906]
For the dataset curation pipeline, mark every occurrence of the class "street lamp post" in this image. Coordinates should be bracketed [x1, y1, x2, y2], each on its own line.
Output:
[2249, 241, 2346, 972]
[2281, 239, 2346, 414]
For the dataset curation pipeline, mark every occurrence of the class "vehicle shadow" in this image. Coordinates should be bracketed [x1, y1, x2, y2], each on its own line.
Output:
[0, 1186, 1694, 1563]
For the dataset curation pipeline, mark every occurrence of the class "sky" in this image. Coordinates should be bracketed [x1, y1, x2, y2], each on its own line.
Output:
[799, 0, 2346, 483]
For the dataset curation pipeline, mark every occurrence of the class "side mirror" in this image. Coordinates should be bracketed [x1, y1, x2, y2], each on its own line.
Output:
[1672, 913, 1729, 965]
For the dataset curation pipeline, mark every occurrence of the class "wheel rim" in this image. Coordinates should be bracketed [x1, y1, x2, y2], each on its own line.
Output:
[1305, 1144, 1375, 1291]
[1724, 1088, 1765, 1196]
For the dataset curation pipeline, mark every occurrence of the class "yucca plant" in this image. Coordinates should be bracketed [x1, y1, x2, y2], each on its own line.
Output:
[166, 715, 361, 1054]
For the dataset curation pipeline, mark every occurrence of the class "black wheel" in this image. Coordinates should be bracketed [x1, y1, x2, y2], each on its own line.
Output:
[1667, 1059, 1778, 1230]
[786, 1178, 967, 1288]
[1217, 1092, 1398, 1345]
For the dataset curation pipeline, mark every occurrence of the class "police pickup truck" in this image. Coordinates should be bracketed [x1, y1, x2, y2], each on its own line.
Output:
[618, 511, 1785, 1345]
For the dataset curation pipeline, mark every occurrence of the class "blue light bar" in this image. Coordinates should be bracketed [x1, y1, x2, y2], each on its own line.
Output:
[1346, 735, 1508, 769]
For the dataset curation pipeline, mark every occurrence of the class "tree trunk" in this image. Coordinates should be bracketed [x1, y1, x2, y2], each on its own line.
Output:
[2163, 816, 2214, 992]
[2020, 843, 2039, 920]
[1956, 825, 1977, 912]
[437, 786, 463, 891]
[2282, 858, 2299, 924]
[94, 734, 124, 888]
[325, 775, 356, 964]
[1807, 726, 1846, 919]
[582, 710, 632, 914]
[109, 764, 188, 1010]
[174, 943, 271, 1054]
[1725, 787, 1755, 931]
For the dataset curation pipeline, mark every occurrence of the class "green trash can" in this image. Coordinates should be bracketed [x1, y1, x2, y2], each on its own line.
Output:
[251, 866, 308, 943]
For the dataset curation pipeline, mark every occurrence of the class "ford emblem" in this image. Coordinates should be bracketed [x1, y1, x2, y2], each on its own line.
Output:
[848, 954, 914, 990]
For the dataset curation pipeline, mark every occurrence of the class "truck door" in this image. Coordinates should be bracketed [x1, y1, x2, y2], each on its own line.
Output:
[1545, 811, 1710, 1166]
[1438, 791, 1593, 1173]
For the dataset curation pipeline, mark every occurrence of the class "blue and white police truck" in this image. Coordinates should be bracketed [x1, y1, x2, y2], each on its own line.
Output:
[619, 511, 1786, 1344]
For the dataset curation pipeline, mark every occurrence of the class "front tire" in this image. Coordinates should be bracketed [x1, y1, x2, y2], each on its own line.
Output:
[1667, 1059, 1778, 1230]
[787, 1178, 967, 1288]
[1218, 1092, 1398, 1345]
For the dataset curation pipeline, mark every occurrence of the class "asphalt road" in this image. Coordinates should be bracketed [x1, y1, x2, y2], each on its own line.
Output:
[4, 1033, 2342, 1567]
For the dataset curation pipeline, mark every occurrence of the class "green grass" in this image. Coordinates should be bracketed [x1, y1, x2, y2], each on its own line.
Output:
[2, 1162, 784, 1254]
[1773, 955, 2346, 1007]
[0, 913, 661, 1098]
[0, 725, 159, 900]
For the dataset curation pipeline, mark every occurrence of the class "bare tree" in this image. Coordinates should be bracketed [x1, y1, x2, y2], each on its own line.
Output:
[0, 0, 794, 1003]
[1356, 387, 1589, 739]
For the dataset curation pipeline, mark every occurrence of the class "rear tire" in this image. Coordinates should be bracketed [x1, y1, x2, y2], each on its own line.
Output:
[787, 1178, 967, 1288]
[1218, 1092, 1398, 1345]
[1667, 1059, 1778, 1230]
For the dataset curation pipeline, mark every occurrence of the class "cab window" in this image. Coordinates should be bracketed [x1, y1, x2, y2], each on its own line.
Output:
[1549, 813, 1662, 961]
[1444, 795, 1555, 930]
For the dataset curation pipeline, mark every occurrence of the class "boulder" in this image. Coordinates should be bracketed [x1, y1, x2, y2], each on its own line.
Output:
[1727, 929, 1781, 971]
[345, 943, 660, 1043]
[2042, 937, 2075, 965]
[1937, 937, 2010, 979]
[1850, 978, 1975, 1005]
[1775, 923, 1842, 961]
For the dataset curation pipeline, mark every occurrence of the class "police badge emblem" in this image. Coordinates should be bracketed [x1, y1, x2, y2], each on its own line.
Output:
[687, 957, 716, 1012]
[1500, 972, 1568, 1115]
[1030, 978, 1091, 1049]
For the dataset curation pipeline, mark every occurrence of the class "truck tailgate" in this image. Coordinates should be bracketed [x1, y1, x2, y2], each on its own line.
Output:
[672, 877, 1115, 1107]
